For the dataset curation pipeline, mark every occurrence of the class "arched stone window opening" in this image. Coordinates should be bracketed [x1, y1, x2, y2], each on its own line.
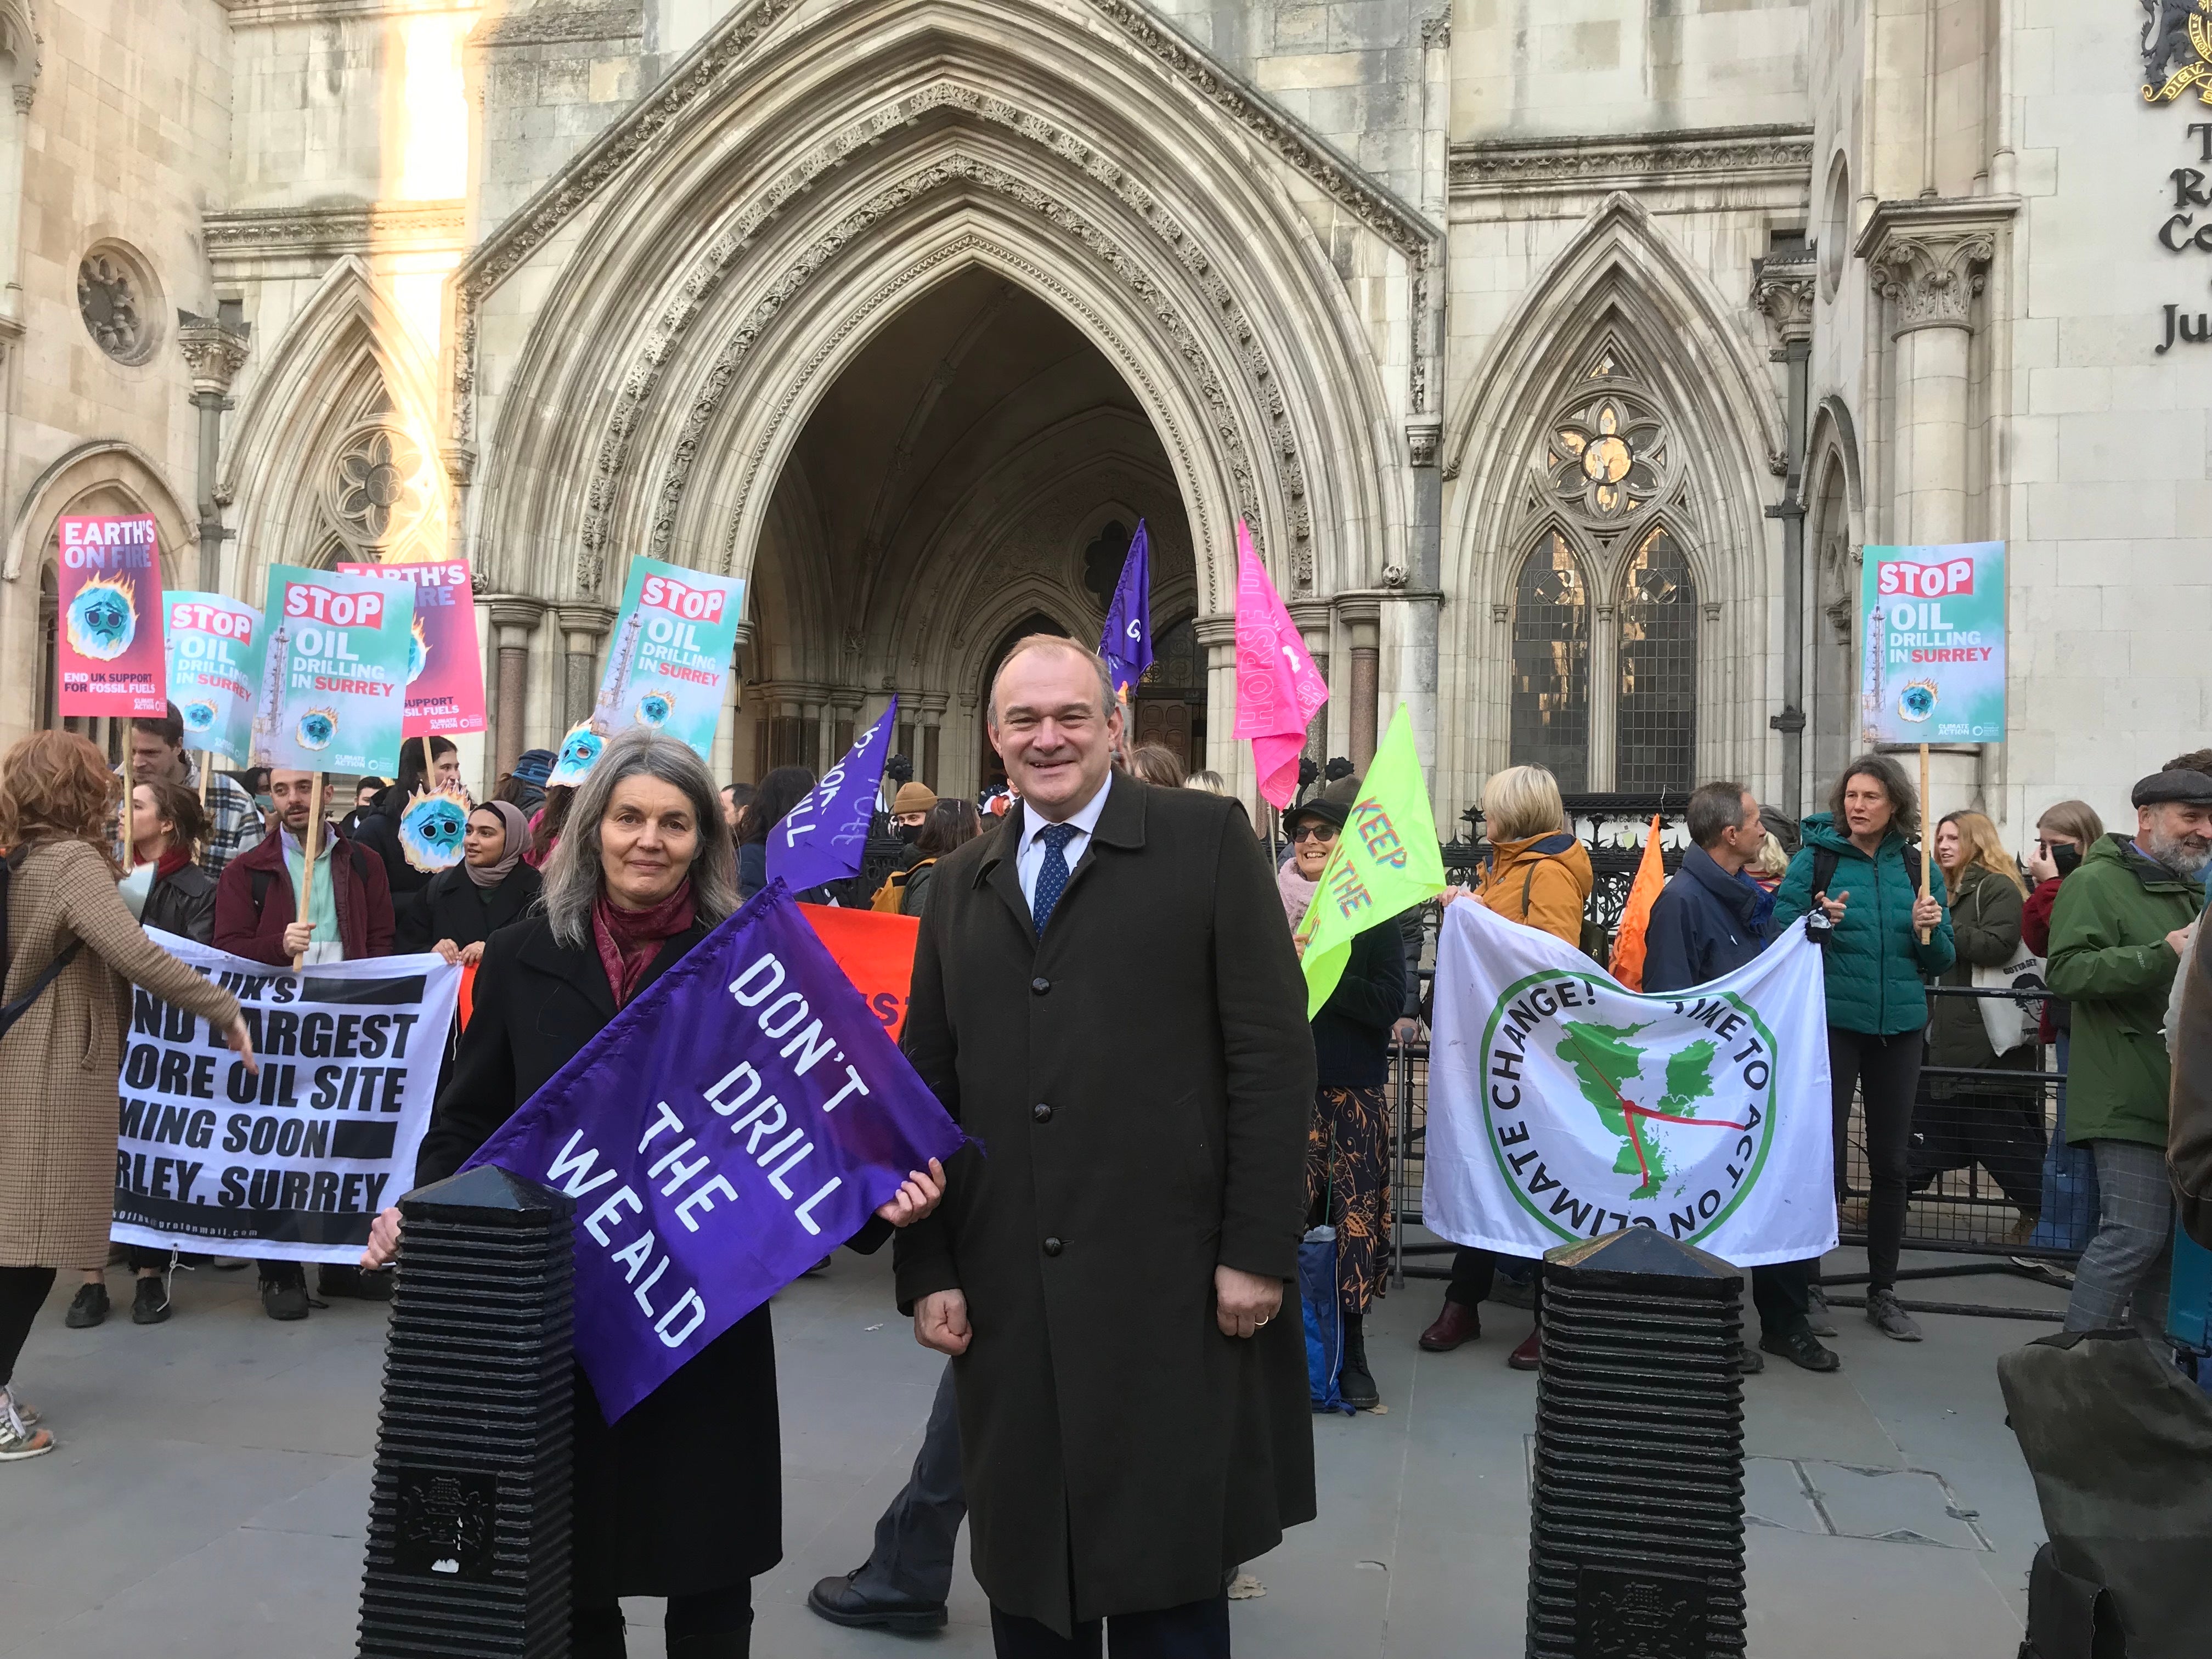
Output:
[1615, 526, 1699, 793]
[1509, 532, 1590, 792]
[1132, 613, 1205, 774]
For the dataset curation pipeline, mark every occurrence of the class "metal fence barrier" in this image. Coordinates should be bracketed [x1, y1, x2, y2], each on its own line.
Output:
[1383, 974, 2079, 1322]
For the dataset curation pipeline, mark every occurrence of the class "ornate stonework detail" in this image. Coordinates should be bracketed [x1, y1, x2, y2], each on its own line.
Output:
[202, 201, 469, 263]
[470, 4, 641, 47]
[325, 420, 439, 555]
[1866, 231, 1994, 335]
[574, 87, 1306, 595]
[1751, 253, 1816, 345]
[1420, 10, 1451, 49]
[77, 248, 156, 364]
[1449, 125, 1813, 194]
[177, 311, 251, 396]
[1406, 421, 1441, 469]
[1547, 391, 1666, 522]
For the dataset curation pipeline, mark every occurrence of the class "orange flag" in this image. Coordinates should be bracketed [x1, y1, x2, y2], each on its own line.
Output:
[457, 958, 479, 1029]
[800, 903, 921, 1042]
[1607, 813, 1668, 991]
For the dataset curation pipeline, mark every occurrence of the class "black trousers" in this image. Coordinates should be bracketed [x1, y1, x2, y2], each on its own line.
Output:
[573, 1583, 752, 1657]
[0, 1266, 58, 1389]
[1443, 1248, 1541, 1317]
[991, 1592, 1231, 1659]
[1751, 1259, 1813, 1339]
[854, 1358, 964, 1602]
[1830, 1026, 1923, 1293]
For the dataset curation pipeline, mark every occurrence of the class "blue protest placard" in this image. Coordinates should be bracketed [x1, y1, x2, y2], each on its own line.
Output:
[464, 883, 964, 1421]
[768, 697, 897, 894]
[550, 557, 746, 785]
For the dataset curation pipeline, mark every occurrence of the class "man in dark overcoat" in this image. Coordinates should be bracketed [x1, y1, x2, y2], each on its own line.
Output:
[895, 634, 1316, 1656]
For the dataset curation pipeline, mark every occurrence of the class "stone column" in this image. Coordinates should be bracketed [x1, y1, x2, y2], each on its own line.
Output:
[487, 597, 545, 781]
[1753, 251, 1817, 817]
[1336, 594, 1381, 771]
[1862, 210, 2000, 547]
[918, 693, 947, 792]
[1193, 613, 1243, 799]
[177, 308, 251, 591]
[1287, 599, 1333, 769]
[554, 603, 614, 729]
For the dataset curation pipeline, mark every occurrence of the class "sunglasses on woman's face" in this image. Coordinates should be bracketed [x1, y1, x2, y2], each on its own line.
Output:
[1290, 823, 1338, 843]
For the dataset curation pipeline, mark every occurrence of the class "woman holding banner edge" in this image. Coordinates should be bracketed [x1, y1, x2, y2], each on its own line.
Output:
[0, 732, 259, 1462]
[361, 729, 944, 1658]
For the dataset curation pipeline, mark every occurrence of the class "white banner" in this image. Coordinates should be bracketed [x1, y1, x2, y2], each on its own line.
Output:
[111, 933, 461, 1264]
[1425, 900, 1836, 1268]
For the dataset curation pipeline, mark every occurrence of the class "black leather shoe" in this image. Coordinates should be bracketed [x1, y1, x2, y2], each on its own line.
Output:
[261, 1271, 309, 1322]
[1760, 1328, 1842, 1373]
[806, 1572, 949, 1633]
[65, 1283, 109, 1328]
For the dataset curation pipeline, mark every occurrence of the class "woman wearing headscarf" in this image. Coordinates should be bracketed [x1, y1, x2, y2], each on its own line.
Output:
[425, 801, 544, 966]
[1419, 764, 1594, 1370]
[360, 730, 942, 1656]
[0, 733, 257, 1459]
[1281, 777, 1405, 1410]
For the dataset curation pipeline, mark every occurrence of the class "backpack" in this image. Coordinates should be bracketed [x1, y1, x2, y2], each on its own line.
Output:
[1520, 861, 1609, 964]
[1808, 840, 1922, 905]
[0, 845, 83, 1040]
[870, 858, 936, 913]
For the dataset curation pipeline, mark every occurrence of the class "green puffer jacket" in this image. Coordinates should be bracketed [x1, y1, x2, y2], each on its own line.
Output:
[1774, 814, 1955, 1036]
[2044, 834, 2204, 1148]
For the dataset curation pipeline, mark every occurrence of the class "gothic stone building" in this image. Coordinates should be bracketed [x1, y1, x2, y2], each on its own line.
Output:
[0, 1, 2201, 838]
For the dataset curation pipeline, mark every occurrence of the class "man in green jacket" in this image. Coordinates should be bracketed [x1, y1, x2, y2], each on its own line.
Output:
[2047, 768, 2212, 1335]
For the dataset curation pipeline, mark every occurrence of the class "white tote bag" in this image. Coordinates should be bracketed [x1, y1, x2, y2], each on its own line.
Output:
[1974, 944, 2046, 1056]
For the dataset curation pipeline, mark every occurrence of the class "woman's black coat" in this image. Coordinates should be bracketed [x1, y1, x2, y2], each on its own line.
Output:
[352, 791, 434, 952]
[1311, 915, 1409, 1088]
[420, 860, 543, 953]
[142, 862, 218, 944]
[411, 911, 781, 1603]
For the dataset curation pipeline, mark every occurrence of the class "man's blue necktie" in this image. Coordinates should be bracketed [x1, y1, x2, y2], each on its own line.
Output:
[1031, 823, 1079, 934]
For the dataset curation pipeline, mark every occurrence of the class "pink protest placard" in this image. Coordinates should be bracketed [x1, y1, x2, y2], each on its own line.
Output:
[337, 560, 486, 736]
[1231, 521, 1328, 808]
[57, 515, 168, 717]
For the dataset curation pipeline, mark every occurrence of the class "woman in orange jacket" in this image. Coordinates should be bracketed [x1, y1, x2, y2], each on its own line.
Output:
[1419, 764, 1593, 1370]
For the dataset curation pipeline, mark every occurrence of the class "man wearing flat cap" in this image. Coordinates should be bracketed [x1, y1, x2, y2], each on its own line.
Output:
[2047, 766, 2212, 1334]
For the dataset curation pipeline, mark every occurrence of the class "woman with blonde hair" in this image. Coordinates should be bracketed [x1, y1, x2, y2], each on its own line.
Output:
[1915, 809, 2044, 1242]
[0, 732, 257, 1459]
[1419, 763, 1595, 1371]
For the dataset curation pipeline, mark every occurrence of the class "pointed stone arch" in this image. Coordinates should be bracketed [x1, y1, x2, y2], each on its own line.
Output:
[2, 438, 194, 585]
[225, 258, 447, 599]
[460, 0, 1410, 626]
[1439, 193, 1782, 804]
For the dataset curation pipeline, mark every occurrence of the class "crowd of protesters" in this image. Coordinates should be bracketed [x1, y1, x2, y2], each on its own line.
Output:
[1, 669, 2207, 1659]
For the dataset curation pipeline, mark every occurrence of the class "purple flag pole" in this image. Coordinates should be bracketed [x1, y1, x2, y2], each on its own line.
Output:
[768, 696, 896, 893]
[1098, 522, 1153, 702]
[464, 881, 965, 1422]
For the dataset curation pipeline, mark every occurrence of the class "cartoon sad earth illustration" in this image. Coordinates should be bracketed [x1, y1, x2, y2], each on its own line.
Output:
[400, 792, 469, 872]
[1898, 679, 1938, 723]
[182, 701, 217, 732]
[66, 575, 138, 662]
[635, 691, 674, 729]
[297, 708, 338, 751]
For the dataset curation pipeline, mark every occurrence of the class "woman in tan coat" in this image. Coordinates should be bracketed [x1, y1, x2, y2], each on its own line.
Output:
[1419, 764, 1595, 1370]
[1, 731, 254, 1461]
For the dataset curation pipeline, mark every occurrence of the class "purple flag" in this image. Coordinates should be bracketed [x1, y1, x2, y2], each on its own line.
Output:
[1098, 522, 1152, 701]
[768, 696, 897, 893]
[464, 881, 963, 1421]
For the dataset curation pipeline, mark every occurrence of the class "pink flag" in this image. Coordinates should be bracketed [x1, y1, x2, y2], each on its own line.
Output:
[1232, 521, 1328, 808]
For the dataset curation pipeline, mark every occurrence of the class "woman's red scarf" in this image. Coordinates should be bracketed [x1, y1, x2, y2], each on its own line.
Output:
[591, 881, 696, 1009]
[154, 844, 191, 884]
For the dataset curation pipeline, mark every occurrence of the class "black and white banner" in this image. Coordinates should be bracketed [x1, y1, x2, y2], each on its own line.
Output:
[112, 933, 461, 1264]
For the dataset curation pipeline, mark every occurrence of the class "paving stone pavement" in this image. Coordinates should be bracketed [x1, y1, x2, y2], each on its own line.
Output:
[1, 1243, 2054, 1658]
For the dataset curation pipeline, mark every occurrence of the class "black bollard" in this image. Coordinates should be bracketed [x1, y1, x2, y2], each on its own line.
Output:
[358, 1165, 576, 1659]
[1525, 1227, 1747, 1659]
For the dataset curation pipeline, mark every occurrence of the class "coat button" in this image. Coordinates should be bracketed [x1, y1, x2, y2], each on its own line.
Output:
[1042, 1237, 1063, 1257]
[1032, 1103, 1053, 1124]
[1031, 976, 1050, 995]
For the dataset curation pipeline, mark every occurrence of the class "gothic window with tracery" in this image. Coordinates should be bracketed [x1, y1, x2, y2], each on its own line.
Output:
[1509, 533, 1590, 791]
[1615, 526, 1698, 793]
[321, 417, 439, 560]
[1548, 393, 1664, 523]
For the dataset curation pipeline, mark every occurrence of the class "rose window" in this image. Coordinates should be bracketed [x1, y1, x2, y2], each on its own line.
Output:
[328, 422, 436, 552]
[1548, 398, 1664, 521]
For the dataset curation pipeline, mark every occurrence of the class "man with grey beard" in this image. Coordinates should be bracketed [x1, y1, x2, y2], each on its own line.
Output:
[2047, 768, 2212, 1334]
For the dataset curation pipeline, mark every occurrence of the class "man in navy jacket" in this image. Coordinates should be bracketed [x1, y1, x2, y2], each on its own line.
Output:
[1644, 781, 1840, 1374]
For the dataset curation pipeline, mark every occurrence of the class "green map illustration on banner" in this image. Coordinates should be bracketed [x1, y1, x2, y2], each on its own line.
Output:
[1555, 1022, 1721, 1199]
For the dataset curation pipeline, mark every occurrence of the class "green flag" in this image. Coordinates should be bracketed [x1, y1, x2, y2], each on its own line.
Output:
[1298, 703, 1447, 1017]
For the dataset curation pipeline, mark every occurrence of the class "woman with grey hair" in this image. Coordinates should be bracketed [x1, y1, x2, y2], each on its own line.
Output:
[363, 729, 943, 1657]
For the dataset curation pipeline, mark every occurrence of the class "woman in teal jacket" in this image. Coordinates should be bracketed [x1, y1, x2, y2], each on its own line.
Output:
[1774, 753, 1954, 1341]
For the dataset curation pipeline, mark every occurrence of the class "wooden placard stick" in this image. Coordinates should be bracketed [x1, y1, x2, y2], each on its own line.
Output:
[294, 770, 325, 970]
[1917, 742, 1933, 943]
[119, 724, 135, 871]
